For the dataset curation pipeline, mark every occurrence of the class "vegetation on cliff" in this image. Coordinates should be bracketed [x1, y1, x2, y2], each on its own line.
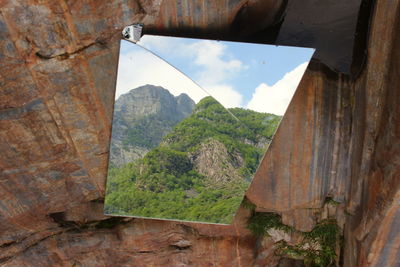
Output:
[105, 96, 281, 224]
[246, 205, 341, 267]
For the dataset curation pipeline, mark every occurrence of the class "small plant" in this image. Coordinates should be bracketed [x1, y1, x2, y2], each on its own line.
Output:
[247, 211, 341, 267]
[304, 219, 339, 248]
[276, 219, 340, 267]
[241, 198, 256, 211]
[247, 212, 293, 236]
[325, 197, 340, 206]
[275, 241, 306, 260]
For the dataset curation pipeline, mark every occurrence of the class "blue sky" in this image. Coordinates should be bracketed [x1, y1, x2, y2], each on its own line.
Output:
[116, 36, 314, 115]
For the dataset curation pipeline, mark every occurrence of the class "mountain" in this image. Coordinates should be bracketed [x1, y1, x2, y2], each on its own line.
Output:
[105, 96, 282, 224]
[110, 84, 196, 167]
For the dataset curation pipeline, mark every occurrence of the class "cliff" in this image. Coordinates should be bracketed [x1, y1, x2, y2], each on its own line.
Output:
[110, 84, 195, 167]
[0, 0, 399, 266]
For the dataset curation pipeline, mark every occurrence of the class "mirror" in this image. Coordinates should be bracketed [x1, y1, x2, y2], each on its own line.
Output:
[105, 35, 314, 224]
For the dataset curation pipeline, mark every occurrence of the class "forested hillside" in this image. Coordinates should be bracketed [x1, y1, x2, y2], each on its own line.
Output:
[105, 96, 281, 224]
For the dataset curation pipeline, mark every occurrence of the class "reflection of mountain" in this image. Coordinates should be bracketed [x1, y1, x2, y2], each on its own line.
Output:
[106, 96, 282, 224]
[110, 84, 195, 167]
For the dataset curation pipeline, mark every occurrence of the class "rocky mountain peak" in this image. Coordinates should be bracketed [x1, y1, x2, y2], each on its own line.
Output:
[114, 85, 195, 125]
[110, 85, 196, 167]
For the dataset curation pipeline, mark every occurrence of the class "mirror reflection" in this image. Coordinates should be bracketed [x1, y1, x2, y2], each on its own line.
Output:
[105, 37, 314, 224]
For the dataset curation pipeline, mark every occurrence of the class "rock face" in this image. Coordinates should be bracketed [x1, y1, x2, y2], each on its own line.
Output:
[110, 85, 195, 166]
[191, 138, 244, 184]
[0, 0, 399, 266]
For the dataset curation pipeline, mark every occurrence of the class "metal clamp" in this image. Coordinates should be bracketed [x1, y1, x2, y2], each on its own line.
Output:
[122, 23, 144, 43]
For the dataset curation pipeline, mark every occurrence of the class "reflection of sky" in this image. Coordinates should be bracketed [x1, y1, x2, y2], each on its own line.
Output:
[117, 36, 314, 115]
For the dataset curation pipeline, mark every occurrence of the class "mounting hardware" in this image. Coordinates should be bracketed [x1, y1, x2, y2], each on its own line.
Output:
[122, 23, 144, 43]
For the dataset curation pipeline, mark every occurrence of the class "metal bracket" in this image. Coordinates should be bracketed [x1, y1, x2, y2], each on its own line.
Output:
[122, 23, 144, 43]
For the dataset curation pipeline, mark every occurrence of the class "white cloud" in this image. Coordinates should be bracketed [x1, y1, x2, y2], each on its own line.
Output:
[137, 35, 178, 53]
[186, 40, 245, 85]
[246, 62, 309, 115]
[137, 38, 251, 87]
[118, 37, 246, 108]
[203, 85, 243, 108]
[115, 49, 208, 102]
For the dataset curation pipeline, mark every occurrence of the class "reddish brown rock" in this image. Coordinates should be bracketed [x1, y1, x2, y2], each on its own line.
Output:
[1, 219, 257, 267]
[246, 64, 353, 212]
[0, 0, 399, 266]
[281, 209, 318, 232]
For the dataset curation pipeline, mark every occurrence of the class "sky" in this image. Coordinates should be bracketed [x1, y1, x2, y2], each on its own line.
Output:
[115, 35, 314, 115]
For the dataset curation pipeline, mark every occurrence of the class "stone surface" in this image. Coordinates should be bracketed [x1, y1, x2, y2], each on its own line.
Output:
[110, 84, 195, 166]
[246, 63, 352, 210]
[191, 138, 244, 184]
[247, 1, 400, 266]
[281, 209, 317, 232]
[0, 0, 399, 266]
[1, 218, 257, 267]
[276, 0, 362, 73]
